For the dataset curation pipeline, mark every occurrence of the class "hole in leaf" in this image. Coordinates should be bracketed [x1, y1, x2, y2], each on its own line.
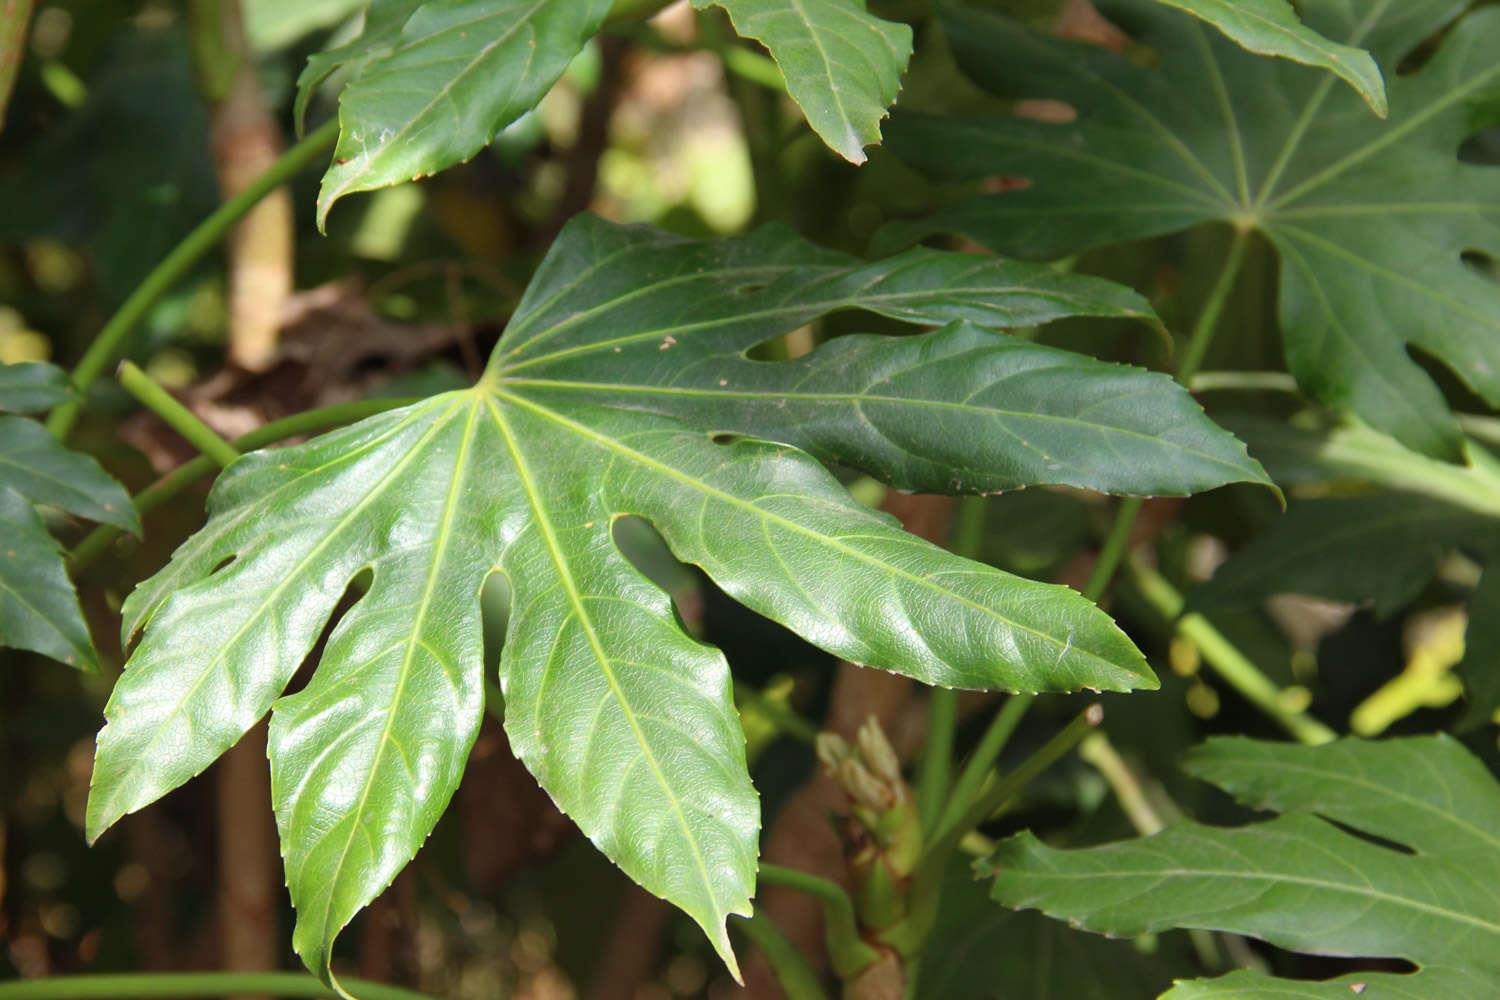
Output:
[480, 571, 512, 677]
[279, 568, 372, 699]
[709, 431, 744, 446]
[1320, 815, 1417, 857]
[1461, 248, 1497, 281]
[611, 515, 704, 635]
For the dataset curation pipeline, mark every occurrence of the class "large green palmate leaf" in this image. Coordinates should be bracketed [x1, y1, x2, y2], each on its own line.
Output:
[690, 0, 912, 163]
[885, 0, 1500, 460]
[0, 372, 139, 669]
[1149, 1, 1385, 113]
[299, 0, 613, 227]
[1194, 490, 1500, 726]
[984, 736, 1500, 997]
[87, 216, 1270, 989]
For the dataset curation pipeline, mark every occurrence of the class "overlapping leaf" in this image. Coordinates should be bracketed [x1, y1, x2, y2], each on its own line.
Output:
[0, 364, 138, 669]
[691, 0, 912, 163]
[886, 0, 1500, 460]
[1150, 0, 1385, 112]
[984, 736, 1500, 997]
[299, 0, 613, 227]
[88, 216, 1271, 987]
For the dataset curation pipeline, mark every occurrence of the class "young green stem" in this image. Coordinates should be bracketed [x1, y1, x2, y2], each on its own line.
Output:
[938, 691, 1032, 834]
[117, 362, 240, 468]
[45, 118, 339, 441]
[68, 397, 415, 570]
[916, 496, 989, 829]
[759, 863, 879, 979]
[889, 705, 1103, 957]
[0, 973, 433, 1000]
[1128, 556, 1337, 745]
[1177, 229, 1250, 384]
[734, 912, 831, 1000]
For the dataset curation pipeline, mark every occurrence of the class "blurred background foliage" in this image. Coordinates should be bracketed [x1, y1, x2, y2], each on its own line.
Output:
[1, 1, 1497, 998]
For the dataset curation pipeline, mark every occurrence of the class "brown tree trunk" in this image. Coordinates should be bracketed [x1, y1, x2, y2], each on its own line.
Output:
[216, 724, 279, 1000]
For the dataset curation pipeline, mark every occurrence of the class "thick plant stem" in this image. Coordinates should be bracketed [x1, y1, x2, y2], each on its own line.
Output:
[0, 0, 33, 133]
[117, 362, 240, 468]
[45, 117, 339, 441]
[759, 864, 879, 979]
[0, 973, 433, 1000]
[1129, 556, 1337, 745]
[735, 913, 830, 1000]
[68, 396, 414, 570]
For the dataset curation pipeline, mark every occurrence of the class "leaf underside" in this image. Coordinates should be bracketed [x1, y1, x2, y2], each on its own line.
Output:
[302, 0, 614, 228]
[984, 735, 1500, 997]
[886, 0, 1500, 460]
[1150, 0, 1386, 113]
[88, 216, 1271, 984]
[692, 0, 913, 163]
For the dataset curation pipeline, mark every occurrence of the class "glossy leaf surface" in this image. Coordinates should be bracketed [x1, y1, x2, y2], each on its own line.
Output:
[692, 0, 912, 163]
[887, 0, 1500, 459]
[1151, 0, 1385, 113]
[88, 216, 1277, 985]
[985, 736, 1500, 997]
[301, 0, 612, 227]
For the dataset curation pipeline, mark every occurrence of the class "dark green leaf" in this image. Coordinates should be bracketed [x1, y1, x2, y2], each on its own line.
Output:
[0, 415, 138, 532]
[0, 361, 71, 414]
[1196, 493, 1491, 617]
[691, 0, 912, 163]
[86, 216, 1278, 984]
[304, 0, 613, 227]
[984, 735, 1500, 996]
[0, 488, 98, 670]
[1150, 0, 1385, 113]
[1194, 490, 1500, 724]
[886, 0, 1500, 459]
[920, 861, 1185, 999]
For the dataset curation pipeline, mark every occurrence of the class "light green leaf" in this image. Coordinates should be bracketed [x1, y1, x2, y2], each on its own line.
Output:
[88, 216, 1277, 985]
[1151, 0, 1385, 114]
[304, 0, 612, 228]
[691, 0, 912, 163]
[984, 735, 1500, 997]
[0, 488, 99, 670]
[0, 361, 71, 414]
[0, 415, 138, 532]
[886, 0, 1500, 459]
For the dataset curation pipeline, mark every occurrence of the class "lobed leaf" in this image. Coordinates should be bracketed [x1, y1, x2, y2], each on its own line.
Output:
[691, 0, 912, 163]
[886, 0, 1500, 460]
[88, 216, 1278, 985]
[984, 735, 1500, 996]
